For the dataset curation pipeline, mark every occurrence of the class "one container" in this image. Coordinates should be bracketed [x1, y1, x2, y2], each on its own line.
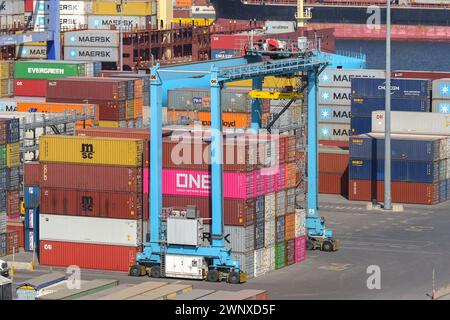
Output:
[64, 30, 120, 48]
[14, 61, 86, 79]
[24, 186, 40, 209]
[23, 162, 40, 186]
[254, 248, 267, 278]
[254, 220, 265, 250]
[285, 239, 295, 266]
[276, 215, 286, 243]
[264, 193, 276, 221]
[431, 79, 450, 100]
[318, 87, 352, 106]
[285, 212, 296, 241]
[318, 105, 352, 124]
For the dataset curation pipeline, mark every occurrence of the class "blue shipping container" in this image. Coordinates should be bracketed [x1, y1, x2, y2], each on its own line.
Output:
[255, 195, 265, 223]
[255, 220, 265, 250]
[439, 180, 447, 203]
[349, 158, 440, 183]
[25, 207, 39, 229]
[351, 97, 430, 117]
[24, 186, 40, 209]
[0, 118, 20, 143]
[447, 179, 450, 200]
[211, 49, 236, 60]
[351, 78, 431, 99]
[351, 116, 372, 135]
[350, 134, 444, 162]
[24, 228, 39, 253]
[0, 190, 6, 211]
[0, 167, 20, 190]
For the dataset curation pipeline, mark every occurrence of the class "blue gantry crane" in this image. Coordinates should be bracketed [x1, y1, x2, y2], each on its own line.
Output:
[0, 0, 60, 59]
[130, 47, 341, 283]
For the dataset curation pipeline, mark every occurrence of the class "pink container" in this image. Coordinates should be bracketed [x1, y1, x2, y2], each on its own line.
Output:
[294, 236, 307, 263]
[144, 167, 149, 194]
[253, 170, 264, 197]
[162, 169, 255, 199]
[275, 165, 286, 192]
[261, 166, 279, 194]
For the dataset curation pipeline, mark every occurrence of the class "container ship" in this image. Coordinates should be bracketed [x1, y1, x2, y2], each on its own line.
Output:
[209, 0, 450, 41]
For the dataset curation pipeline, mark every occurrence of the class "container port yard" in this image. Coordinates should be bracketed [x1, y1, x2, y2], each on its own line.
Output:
[0, 0, 450, 307]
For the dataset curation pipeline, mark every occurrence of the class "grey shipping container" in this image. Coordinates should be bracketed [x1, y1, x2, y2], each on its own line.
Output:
[0, 211, 6, 234]
[223, 225, 255, 253]
[276, 215, 286, 243]
[231, 251, 255, 279]
[318, 87, 352, 106]
[432, 79, 450, 100]
[276, 190, 286, 216]
[0, 190, 6, 211]
[255, 195, 265, 223]
[254, 220, 265, 250]
[319, 68, 385, 88]
[0, 233, 6, 256]
[318, 105, 351, 124]
[318, 123, 351, 141]
[286, 188, 296, 214]
[0, 167, 20, 190]
[0, 276, 12, 300]
[432, 99, 450, 114]
[64, 30, 120, 48]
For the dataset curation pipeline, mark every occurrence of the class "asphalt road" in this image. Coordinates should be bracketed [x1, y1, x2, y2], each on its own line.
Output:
[10, 195, 450, 300]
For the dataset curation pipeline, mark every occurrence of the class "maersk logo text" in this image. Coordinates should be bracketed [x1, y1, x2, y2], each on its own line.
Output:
[73, 50, 111, 58]
[78, 36, 112, 43]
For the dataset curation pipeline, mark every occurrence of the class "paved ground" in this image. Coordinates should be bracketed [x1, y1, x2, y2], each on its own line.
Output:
[9, 194, 450, 300]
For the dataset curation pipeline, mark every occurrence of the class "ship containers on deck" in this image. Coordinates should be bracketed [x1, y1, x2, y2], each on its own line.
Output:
[351, 78, 432, 100]
[351, 97, 430, 117]
[319, 68, 385, 88]
[432, 79, 450, 100]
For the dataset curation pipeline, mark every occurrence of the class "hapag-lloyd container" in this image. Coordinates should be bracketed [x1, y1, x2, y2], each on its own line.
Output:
[162, 169, 260, 199]
[264, 217, 275, 247]
[348, 179, 440, 205]
[350, 133, 448, 161]
[294, 236, 306, 263]
[163, 195, 255, 226]
[432, 79, 450, 100]
[40, 188, 142, 219]
[318, 87, 352, 106]
[371, 111, 450, 136]
[40, 163, 143, 193]
[351, 97, 429, 117]
[39, 240, 140, 272]
[351, 78, 432, 99]
[319, 68, 385, 88]
[39, 214, 143, 246]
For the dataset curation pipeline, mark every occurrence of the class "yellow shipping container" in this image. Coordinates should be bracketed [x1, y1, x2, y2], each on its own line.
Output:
[93, 1, 151, 16]
[39, 135, 143, 167]
[6, 143, 20, 168]
[0, 61, 13, 80]
[171, 18, 215, 26]
[98, 120, 128, 128]
[227, 76, 299, 89]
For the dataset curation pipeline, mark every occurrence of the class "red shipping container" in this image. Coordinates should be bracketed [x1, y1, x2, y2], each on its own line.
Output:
[14, 79, 47, 97]
[47, 98, 126, 121]
[319, 140, 349, 148]
[5, 230, 19, 255]
[163, 195, 255, 226]
[294, 236, 306, 263]
[40, 188, 142, 219]
[24, 162, 41, 186]
[285, 239, 295, 266]
[7, 221, 23, 249]
[319, 150, 349, 174]
[40, 163, 142, 193]
[6, 190, 20, 218]
[319, 172, 349, 196]
[39, 240, 139, 272]
[24, 0, 33, 12]
[173, 9, 191, 18]
[348, 180, 440, 205]
[392, 70, 450, 81]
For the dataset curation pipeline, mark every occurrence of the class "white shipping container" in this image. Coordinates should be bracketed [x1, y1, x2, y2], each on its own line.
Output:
[64, 30, 120, 48]
[264, 245, 276, 272]
[432, 78, 450, 100]
[254, 248, 268, 278]
[231, 251, 254, 279]
[264, 217, 275, 247]
[0, 0, 24, 15]
[15, 46, 47, 59]
[88, 15, 148, 30]
[318, 123, 351, 141]
[295, 208, 306, 238]
[33, 0, 94, 15]
[318, 105, 351, 124]
[0, 101, 17, 112]
[372, 111, 450, 136]
[264, 193, 276, 221]
[64, 46, 118, 62]
[39, 214, 143, 247]
[0, 211, 6, 234]
[432, 99, 450, 114]
[264, 21, 295, 34]
[319, 68, 385, 88]
[165, 254, 206, 280]
[28, 14, 88, 31]
[223, 225, 254, 253]
[0, 14, 24, 26]
[318, 87, 352, 106]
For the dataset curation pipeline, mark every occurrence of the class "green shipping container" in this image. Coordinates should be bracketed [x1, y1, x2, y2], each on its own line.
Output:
[275, 242, 286, 270]
[0, 145, 6, 168]
[14, 61, 85, 80]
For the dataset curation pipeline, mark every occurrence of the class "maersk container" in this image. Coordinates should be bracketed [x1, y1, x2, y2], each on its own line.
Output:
[87, 15, 148, 30]
[0, 0, 24, 14]
[24, 186, 40, 209]
[432, 79, 450, 100]
[349, 158, 441, 183]
[33, 0, 94, 15]
[254, 220, 265, 250]
[351, 78, 432, 99]
[64, 30, 120, 48]
[349, 133, 447, 161]
[64, 47, 119, 62]
[15, 46, 47, 59]
[318, 87, 352, 106]
[432, 100, 450, 114]
[350, 116, 372, 135]
[319, 68, 385, 88]
[351, 97, 429, 117]
[318, 105, 351, 124]
[318, 123, 352, 141]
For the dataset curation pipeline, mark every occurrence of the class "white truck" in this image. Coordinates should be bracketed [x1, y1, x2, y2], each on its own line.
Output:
[0, 259, 9, 277]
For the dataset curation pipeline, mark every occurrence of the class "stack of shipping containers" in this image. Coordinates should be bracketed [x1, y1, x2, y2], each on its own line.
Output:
[38, 135, 144, 271]
[23, 162, 40, 252]
[0, 62, 14, 98]
[432, 78, 450, 114]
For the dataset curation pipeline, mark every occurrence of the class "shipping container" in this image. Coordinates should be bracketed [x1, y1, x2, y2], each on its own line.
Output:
[39, 240, 139, 272]
[275, 242, 286, 270]
[350, 116, 372, 135]
[276, 215, 286, 243]
[319, 172, 349, 196]
[432, 79, 450, 100]
[392, 70, 450, 81]
[24, 186, 40, 209]
[318, 123, 351, 141]
[6, 191, 19, 218]
[24, 162, 40, 185]
[14, 61, 86, 80]
[285, 239, 295, 266]
[372, 111, 450, 136]
[294, 236, 306, 263]
[319, 68, 385, 88]
[318, 105, 351, 124]
[285, 212, 296, 241]
[39, 214, 143, 247]
[254, 248, 267, 278]
[254, 220, 265, 250]
[0, 118, 19, 144]
[275, 190, 286, 216]
[6, 143, 20, 168]
[230, 251, 254, 279]
[14, 79, 47, 97]
[93, 1, 151, 16]
[40, 188, 142, 219]
[264, 193, 276, 221]
[351, 97, 430, 117]
[351, 78, 432, 99]
[64, 30, 120, 48]
[264, 217, 275, 247]
[295, 209, 306, 238]
[40, 163, 143, 193]
[432, 100, 450, 114]
[39, 135, 143, 167]
[0, 167, 19, 190]
[25, 207, 39, 230]
[318, 87, 352, 105]
[348, 180, 440, 204]
[223, 225, 254, 253]
[64, 47, 119, 62]
[87, 15, 149, 30]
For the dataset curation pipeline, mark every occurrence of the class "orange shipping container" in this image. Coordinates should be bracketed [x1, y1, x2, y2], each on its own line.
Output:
[176, 0, 192, 6]
[134, 98, 143, 119]
[285, 212, 296, 241]
[285, 162, 296, 188]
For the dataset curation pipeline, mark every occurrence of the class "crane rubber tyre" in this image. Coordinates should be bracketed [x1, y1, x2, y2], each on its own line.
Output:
[228, 271, 241, 284]
[129, 265, 141, 277]
[207, 269, 220, 282]
[322, 240, 334, 252]
[150, 266, 162, 278]
[306, 239, 315, 251]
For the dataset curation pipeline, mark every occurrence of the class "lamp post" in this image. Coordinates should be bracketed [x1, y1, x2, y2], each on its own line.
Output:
[384, 0, 392, 210]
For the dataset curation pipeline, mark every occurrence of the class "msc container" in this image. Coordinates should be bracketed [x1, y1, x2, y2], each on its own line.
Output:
[318, 105, 351, 124]
[319, 68, 385, 88]
[39, 136, 143, 167]
[39, 240, 140, 272]
[40, 188, 142, 219]
[318, 123, 351, 141]
[275, 242, 286, 270]
[294, 236, 306, 263]
[24, 186, 40, 209]
[254, 220, 265, 250]
[14, 61, 86, 80]
[432, 100, 450, 114]
[348, 180, 440, 205]
[432, 79, 450, 100]
[264, 217, 275, 247]
[24, 162, 40, 185]
[223, 225, 254, 253]
[39, 214, 143, 247]
[351, 78, 431, 99]
[163, 195, 255, 226]
[349, 133, 448, 161]
[349, 158, 440, 183]
[371, 111, 450, 136]
[230, 251, 254, 279]
[318, 87, 352, 105]
[351, 97, 430, 117]
[40, 163, 142, 193]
